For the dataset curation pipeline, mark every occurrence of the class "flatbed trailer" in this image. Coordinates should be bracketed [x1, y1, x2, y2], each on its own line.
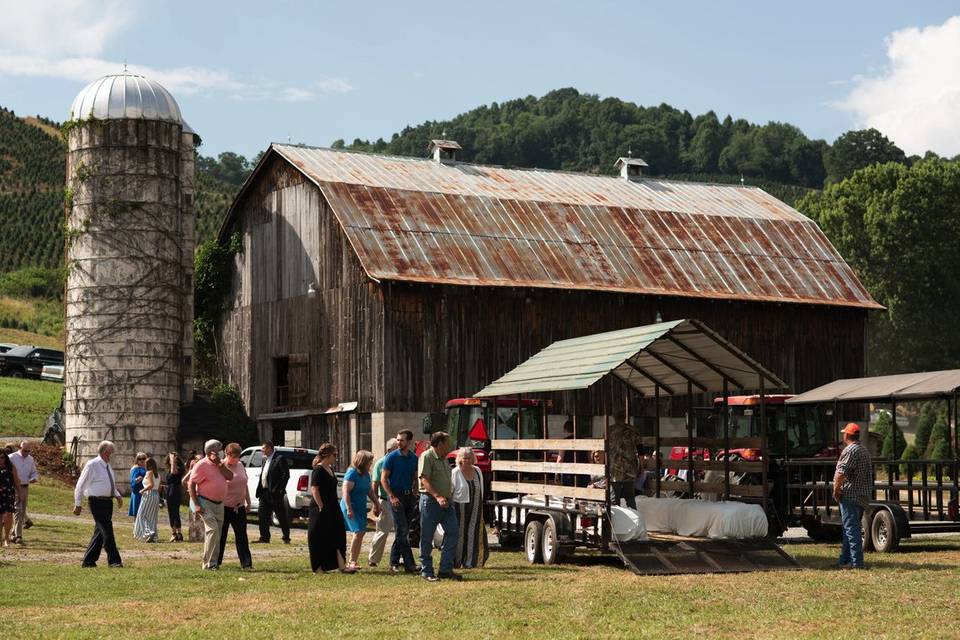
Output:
[477, 320, 803, 575]
[785, 369, 960, 551]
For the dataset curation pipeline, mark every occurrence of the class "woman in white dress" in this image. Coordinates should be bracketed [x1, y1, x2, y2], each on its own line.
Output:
[133, 457, 161, 542]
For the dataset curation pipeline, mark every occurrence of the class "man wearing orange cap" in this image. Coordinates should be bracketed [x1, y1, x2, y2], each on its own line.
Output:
[833, 423, 873, 569]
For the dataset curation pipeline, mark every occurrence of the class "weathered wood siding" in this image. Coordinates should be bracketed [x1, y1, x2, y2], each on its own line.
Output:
[382, 283, 867, 414]
[218, 156, 383, 420]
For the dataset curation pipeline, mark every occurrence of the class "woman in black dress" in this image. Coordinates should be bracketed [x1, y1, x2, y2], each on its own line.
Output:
[0, 451, 23, 548]
[163, 453, 184, 542]
[308, 443, 354, 574]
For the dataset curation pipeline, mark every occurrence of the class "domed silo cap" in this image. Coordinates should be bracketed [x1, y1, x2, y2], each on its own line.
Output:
[69, 73, 183, 123]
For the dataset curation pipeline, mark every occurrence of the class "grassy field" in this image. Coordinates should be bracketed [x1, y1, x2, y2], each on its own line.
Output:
[2, 480, 959, 639]
[0, 325, 62, 349]
[0, 375, 62, 437]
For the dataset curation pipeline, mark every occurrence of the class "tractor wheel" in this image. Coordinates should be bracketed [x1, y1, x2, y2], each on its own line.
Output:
[524, 520, 544, 564]
[496, 528, 523, 549]
[805, 522, 842, 542]
[871, 510, 900, 553]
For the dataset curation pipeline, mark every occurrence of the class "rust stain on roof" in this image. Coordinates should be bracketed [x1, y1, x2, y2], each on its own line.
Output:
[266, 144, 881, 309]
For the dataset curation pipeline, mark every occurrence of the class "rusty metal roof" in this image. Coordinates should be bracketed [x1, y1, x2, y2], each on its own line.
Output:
[245, 144, 880, 309]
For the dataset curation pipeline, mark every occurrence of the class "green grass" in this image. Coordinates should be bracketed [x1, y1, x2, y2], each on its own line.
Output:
[0, 375, 62, 436]
[3, 480, 960, 639]
[0, 294, 63, 339]
[0, 326, 63, 349]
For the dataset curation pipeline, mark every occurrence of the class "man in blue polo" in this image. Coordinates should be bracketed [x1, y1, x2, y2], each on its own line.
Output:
[381, 429, 420, 573]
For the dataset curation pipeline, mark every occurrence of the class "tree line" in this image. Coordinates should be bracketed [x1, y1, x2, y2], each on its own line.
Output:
[336, 88, 928, 188]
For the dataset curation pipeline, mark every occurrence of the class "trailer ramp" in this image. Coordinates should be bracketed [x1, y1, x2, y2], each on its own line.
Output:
[613, 533, 800, 575]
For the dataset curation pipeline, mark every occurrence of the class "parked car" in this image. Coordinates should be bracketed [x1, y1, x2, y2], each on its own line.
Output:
[40, 364, 64, 382]
[239, 446, 343, 523]
[0, 343, 17, 354]
[0, 346, 64, 379]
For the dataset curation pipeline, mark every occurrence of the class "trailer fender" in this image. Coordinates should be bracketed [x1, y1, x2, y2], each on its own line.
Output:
[527, 510, 574, 542]
[867, 501, 910, 540]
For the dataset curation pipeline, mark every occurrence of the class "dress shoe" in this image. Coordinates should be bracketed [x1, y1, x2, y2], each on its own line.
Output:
[438, 571, 464, 581]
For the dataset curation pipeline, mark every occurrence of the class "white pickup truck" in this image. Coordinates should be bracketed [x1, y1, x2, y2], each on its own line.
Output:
[239, 446, 342, 522]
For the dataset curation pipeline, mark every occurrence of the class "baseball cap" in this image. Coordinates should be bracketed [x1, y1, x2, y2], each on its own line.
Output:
[840, 423, 861, 436]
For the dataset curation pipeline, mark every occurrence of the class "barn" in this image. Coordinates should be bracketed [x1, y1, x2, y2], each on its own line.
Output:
[215, 141, 880, 457]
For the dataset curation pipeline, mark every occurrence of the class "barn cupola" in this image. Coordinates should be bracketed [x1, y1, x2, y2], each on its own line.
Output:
[428, 139, 462, 164]
[614, 155, 648, 181]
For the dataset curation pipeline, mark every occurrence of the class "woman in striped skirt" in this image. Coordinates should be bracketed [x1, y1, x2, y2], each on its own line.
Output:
[451, 448, 488, 569]
[133, 457, 161, 543]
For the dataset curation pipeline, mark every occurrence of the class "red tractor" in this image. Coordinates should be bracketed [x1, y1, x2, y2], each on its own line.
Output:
[419, 397, 547, 475]
[666, 394, 838, 475]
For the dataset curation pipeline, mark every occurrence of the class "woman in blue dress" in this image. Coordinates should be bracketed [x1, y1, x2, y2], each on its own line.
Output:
[339, 450, 381, 571]
[128, 452, 147, 517]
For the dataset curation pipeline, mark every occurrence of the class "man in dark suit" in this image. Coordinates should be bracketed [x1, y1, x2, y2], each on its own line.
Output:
[254, 441, 290, 544]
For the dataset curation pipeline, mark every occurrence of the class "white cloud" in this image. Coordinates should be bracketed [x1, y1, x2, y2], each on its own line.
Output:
[0, 2, 349, 103]
[0, 0, 132, 57]
[839, 16, 960, 156]
[316, 78, 354, 94]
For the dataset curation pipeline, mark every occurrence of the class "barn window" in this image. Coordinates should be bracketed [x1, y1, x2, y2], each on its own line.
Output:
[274, 357, 289, 409]
[357, 414, 372, 453]
[288, 354, 309, 408]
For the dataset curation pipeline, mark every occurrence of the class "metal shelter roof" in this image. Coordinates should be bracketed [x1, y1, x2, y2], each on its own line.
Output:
[473, 319, 786, 398]
[786, 370, 960, 404]
[224, 144, 881, 310]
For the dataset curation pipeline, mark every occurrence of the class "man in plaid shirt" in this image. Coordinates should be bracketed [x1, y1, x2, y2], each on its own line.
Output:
[833, 423, 873, 569]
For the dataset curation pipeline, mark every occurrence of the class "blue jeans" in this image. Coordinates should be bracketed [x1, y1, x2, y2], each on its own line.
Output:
[839, 498, 865, 568]
[419, 494, 459, 577]
[390, 493, 417, 568]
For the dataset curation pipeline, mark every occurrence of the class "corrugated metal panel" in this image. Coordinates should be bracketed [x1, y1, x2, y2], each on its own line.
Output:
[474, 319, 786, 398]
[271, 144, 880, 309]
[786, 370, 960, 404]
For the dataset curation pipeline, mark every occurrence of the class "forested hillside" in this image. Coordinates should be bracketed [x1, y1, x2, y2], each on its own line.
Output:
[0, 108, 64, 272]
[0, 107, 242, 274]
[339, 88, 917, 193]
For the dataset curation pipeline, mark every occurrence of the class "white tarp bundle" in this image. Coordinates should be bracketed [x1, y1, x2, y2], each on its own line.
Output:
[634, 496, 767, 539]
[609, 505, 649, 542]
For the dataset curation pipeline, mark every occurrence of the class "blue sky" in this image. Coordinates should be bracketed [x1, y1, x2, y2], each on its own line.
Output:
[1, 2, 959, 159]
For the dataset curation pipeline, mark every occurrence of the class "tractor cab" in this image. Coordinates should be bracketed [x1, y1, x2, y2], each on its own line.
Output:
[671, 395, 834, 470]
[421, 397, 546, 474]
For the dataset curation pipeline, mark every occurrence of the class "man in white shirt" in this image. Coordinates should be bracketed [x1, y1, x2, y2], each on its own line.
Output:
[73, 441, 123, 568]
[9, 441, 39, 544]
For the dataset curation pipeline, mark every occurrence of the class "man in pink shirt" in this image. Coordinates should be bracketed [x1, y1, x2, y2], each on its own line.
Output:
[187, 439, 233, 570]
[218, 442, 252, 569]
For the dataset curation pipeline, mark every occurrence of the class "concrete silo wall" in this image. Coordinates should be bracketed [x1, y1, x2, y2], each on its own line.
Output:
[64, 119, 186, 483]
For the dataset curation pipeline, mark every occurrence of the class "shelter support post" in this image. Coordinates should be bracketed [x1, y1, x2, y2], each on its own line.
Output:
[759, 375, 768, 517]
[655, 385, 661, 498]
[687, 380, 694, 498]
[723, 379, 730, 501]
[890, 397, 899, 499]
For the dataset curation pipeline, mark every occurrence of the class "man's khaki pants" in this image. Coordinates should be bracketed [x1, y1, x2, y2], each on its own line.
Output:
[368, 501, 395, 565]
[198, 497, 225, 569]
[14, 485, 29, 539]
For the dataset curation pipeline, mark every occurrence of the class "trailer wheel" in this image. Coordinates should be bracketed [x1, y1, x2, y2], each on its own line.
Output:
[871, 510, 900, 553]
[861, 512, 875, 552]
[524, 520, 544, 564]
[542, 519, 567, 565]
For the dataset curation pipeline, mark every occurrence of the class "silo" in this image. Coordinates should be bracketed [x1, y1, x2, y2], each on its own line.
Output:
[63, 73, 196, 486]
